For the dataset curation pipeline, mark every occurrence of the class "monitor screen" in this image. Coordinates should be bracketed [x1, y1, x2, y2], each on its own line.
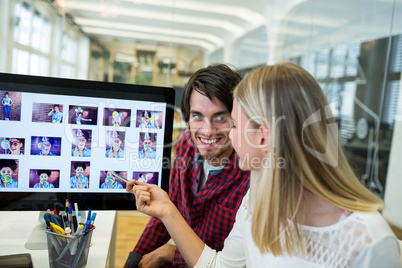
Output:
[0, 73, 175, 211]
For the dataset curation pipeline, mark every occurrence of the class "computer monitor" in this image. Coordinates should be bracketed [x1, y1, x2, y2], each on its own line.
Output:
[0, 72, 175, 212]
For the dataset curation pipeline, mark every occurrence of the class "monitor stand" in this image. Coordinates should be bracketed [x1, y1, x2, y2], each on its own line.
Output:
[25, 211, 47, 250]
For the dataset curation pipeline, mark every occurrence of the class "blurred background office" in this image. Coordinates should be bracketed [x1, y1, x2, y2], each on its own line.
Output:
[1, 0, 401, 266]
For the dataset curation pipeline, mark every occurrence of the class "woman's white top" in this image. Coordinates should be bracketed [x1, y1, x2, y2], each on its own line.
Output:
[196, 191, 401, 268]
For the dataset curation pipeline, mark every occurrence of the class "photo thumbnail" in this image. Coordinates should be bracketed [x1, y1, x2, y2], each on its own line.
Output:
[99, 170, 127, 189]
[32, 103, 63, 123]
[71, 129, 92, 157]
[136, 110, 163, 129]
[105, 131, 125, 159]
[70, 161, 90, 189]
[0, 159, 19, 188]
[133, 171, 158, 185]
[29, 169, 60, 188]
[68, 105, 98, 125]
[31, 136, 62, 156]
[0, 137, 25, 155]
[138, 132, 157, 159]
[103, 108, 131, 127]
[1, 91, 21, 121]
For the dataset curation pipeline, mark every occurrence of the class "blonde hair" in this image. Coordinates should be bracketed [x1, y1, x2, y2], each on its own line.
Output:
[233, 62, 383, 256]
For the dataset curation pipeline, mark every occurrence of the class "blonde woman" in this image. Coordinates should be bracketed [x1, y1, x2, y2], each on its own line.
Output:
[127, 62, 400, 267]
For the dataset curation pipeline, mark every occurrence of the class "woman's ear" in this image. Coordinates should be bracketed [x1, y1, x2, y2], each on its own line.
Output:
[258, 125, 270, 153]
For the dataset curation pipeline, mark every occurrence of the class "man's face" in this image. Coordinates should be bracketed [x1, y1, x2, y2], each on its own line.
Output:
[39, 173, 49, 181]
[1, 167, 13, 176]
[41, 141, 52, 155]
[112, 138, 121, 151]
[188, 90, 232, 162]
[76, 136, 87, 150]
[9, 139, 22, 154]
[75, 166, 84, 174]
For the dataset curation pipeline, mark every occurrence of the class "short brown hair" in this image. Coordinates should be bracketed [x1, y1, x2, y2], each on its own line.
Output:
[181, 64, 242, 123]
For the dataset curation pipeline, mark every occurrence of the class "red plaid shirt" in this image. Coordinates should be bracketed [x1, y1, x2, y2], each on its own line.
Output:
[133, 129, 250, 267]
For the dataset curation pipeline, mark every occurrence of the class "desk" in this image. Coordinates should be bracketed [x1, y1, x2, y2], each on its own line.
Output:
[0, 211, 117, 268]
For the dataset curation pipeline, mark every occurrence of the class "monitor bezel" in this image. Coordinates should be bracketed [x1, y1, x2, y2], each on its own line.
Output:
[0, 72, 175, 211]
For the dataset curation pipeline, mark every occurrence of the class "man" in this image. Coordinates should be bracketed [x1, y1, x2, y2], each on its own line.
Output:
[0, 159, 18, 188]
[100, 171, 124, 189]
[125, 64, 250, 268]
[7, 138, 24, 155]
[37, 137, 56, 156]
[2, 92, 13, 120]
[106, 131, 125, 158]
[72, 129, 91, 157]
[138, 133, 156, 159]
[48, 104, 63, 123]
[70, 162, 89, 188]
[33, 170, 54, 188]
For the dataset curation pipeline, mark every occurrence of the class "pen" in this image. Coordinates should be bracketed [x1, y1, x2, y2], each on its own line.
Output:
[111, 171, 129, 183]
[68, 203, 74, 233]
[87, 209, 91, 223]
[63, 215, 69, 228]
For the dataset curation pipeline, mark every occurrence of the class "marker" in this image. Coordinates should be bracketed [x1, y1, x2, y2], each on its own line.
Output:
[74, 203, 79, 217]
[86, 209, 91, 223]
[88, 213, 97, 229]
[65, 199, 69, 215]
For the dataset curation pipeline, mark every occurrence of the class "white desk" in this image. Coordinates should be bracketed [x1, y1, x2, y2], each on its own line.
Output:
[0, 211, 117, 268]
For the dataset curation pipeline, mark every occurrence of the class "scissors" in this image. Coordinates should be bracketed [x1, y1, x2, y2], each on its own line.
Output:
[50, 222, 66, 241]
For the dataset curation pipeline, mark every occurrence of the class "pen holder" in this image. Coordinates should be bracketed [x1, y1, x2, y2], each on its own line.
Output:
[46, 227, 95, 268]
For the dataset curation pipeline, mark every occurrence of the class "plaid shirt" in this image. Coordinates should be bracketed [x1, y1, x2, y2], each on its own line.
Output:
[130, 129, 250, 267]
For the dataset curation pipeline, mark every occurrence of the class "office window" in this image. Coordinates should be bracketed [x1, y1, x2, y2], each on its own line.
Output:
[13, 2, 32, 47]
[31, 11, 51, 53]
[340, 82, 357, 119]
[316, 49, 330, 79]
[61, 33, 77, 64]
[11, 1, 52, 76]
[384, 80, 401, 126]
[300, 52, 316, 77]
[12, 48, 29, 74]
[326, 82, 341, 118]
[330, 44, 347, 78]
[346, 42, 360, 76]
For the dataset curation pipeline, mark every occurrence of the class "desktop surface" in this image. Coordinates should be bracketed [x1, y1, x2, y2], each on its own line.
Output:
[0, 211, 116, 267]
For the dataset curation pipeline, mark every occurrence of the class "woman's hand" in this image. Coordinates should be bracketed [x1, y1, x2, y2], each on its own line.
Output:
[126, 180, 173, 220]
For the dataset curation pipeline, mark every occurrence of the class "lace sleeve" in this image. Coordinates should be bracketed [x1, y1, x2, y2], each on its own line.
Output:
[350, 235, 401, 268]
